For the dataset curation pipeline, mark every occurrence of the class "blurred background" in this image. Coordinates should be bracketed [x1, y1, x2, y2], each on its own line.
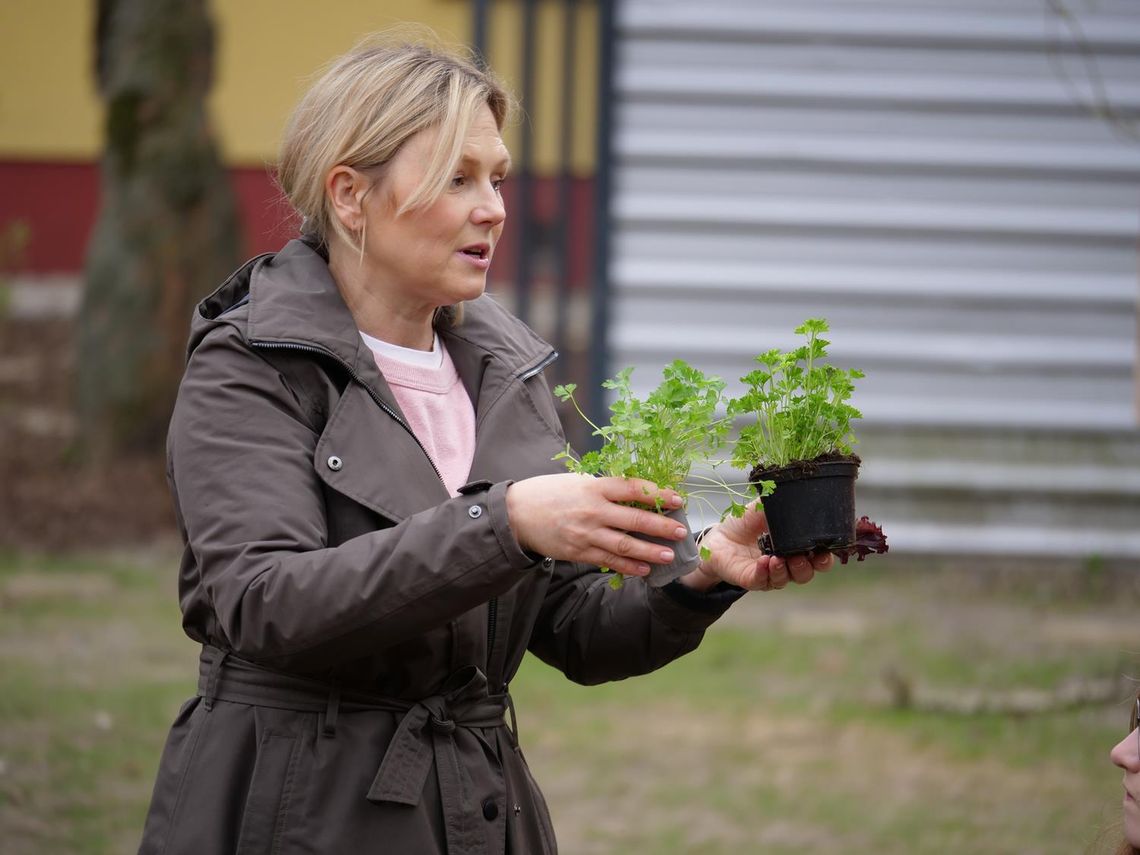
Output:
[1, 1, 1138, 853]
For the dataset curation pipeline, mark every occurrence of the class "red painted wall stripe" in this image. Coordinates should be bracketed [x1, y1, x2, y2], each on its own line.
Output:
[1, 160, 595, 288]
[1, 161, 100, 273]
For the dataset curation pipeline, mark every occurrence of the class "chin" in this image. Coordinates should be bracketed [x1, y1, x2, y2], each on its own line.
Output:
[450, 278, 489, 304]
[1126, 817, 1140, 850]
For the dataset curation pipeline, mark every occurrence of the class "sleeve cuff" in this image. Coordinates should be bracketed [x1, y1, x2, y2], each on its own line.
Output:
[641, 578, 746, 633]
[485, 480, 545, 570]
[659, 579, 747, 615]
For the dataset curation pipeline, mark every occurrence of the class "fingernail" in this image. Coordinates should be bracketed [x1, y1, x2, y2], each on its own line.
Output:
[673, 526, 687, 538]
[637, 564, 651, 575]
[670, 495, 683, 507]
[659, 549, 674, 563]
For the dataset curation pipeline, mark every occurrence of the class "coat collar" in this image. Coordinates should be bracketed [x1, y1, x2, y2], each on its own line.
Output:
[240, 238, 555, 404]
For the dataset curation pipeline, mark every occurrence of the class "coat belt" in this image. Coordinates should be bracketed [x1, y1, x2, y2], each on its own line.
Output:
[197, 646, 512, 855]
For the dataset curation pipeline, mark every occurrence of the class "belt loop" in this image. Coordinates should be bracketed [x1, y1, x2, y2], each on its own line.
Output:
[203, 648, 230, 712]
[323, 683, 341, 738]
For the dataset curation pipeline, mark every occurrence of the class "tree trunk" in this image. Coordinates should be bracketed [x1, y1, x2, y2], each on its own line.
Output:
[78, 0, 241, 459]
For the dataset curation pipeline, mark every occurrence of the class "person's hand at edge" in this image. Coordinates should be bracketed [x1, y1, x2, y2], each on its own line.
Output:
[506, 473, 688, 578]
[677, 502, 833, 592]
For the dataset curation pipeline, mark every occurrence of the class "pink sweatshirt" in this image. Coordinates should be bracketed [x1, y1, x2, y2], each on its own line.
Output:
[363, 334, 476, 497]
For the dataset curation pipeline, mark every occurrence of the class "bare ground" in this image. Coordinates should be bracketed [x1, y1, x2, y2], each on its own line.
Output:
[0, 316, 177, 550]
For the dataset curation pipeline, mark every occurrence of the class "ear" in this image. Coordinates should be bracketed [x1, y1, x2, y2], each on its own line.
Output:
[325, 165, 372, 233]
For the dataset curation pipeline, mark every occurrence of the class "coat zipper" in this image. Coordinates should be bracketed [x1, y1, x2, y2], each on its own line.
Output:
[249, 339, 447, 485]
[486, 596, 499, 679]
[517, 350, 558, 382]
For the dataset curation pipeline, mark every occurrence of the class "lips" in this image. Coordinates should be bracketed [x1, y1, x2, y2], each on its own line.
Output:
[458, 242, 490, 260]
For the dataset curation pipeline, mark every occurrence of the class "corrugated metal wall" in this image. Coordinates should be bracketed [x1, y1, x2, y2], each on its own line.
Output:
[608, 0, 1140, 560]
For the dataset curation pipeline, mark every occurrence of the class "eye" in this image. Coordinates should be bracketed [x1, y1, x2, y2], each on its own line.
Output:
[492, 177, 506, 193]
[450, 175, 466, 189]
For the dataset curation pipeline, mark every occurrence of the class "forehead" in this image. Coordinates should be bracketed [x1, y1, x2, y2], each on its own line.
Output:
[460, 105, 509, 161]
[397, 104, 509, 168]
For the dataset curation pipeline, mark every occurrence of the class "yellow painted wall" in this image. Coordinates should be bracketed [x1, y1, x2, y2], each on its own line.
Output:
[0, 1, 102, 160]
[0, 0, 596, 174]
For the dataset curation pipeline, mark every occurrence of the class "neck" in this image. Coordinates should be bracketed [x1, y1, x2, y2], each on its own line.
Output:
[327, 244, 435, 351]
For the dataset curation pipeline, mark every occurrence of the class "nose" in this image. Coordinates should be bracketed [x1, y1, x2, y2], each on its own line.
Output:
[1111, 727, 1140, 771]
[472, 182, 506, 228]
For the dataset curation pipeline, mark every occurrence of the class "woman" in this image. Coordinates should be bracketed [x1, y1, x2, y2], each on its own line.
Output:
[1108, 692, 1140, 854]
[138, 35, 832, 854]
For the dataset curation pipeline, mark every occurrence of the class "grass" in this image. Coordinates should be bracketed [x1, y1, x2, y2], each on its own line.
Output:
[0, 548, 197, 854]
[0, 549, 1133, 854]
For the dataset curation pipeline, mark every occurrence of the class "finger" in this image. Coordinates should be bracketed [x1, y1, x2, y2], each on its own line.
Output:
[810, 550, 834, 572]
[768, 556, 790, 589]
[742, 556, 774, 591]
[787, 554, 815, 585]
[745, 501, 768, 527]
[615, 505, 689, 541]
[597, 477, 683, 509]
[595, 528, 677, 568]
[581, 547, 651, 577]
[725, 502, 768, 540]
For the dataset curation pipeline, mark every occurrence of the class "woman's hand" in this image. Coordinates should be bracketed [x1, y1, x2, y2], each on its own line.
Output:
[506, 474, 688, 577]
[679, 502, 833, 592]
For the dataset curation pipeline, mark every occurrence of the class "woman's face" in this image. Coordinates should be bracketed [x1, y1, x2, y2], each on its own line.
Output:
[356, 103, 510, 315]
[1110, 704, 1140, 848]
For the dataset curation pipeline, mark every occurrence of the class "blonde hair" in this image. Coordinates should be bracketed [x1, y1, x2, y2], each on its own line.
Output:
[277, 31, 513, 255]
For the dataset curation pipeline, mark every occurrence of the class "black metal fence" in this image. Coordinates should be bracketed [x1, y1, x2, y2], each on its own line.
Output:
[470, 0, 614, 438]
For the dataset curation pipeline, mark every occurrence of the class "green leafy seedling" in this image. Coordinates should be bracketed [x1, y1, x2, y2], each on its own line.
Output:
[727, 318, 863, 472]
[554, 361, 732, 495]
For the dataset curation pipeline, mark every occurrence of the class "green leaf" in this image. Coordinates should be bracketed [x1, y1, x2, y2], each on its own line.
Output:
[699, 545, 711, 561]
[795, 317, 829, 335]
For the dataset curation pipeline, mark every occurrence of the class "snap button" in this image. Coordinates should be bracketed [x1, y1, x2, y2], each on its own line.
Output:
[542, 557, 554, 569]
[468, 504, 484, 519]
[326, 455, 343, 471]
[482, 798, 498, 821]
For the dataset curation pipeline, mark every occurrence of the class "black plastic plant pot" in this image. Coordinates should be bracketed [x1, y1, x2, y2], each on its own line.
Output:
[635, 506, 701, 588]
[751, 459, 860, 556]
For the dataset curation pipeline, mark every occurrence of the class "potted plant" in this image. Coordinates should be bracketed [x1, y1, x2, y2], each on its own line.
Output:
[553, 360, 733, 587]
[726, 317, 865, 556]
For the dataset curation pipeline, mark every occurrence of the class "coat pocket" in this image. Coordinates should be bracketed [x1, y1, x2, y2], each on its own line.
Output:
[235, 730, 303, 855]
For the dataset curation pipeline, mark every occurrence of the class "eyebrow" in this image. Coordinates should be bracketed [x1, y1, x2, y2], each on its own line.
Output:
[459, 153, 512, 173]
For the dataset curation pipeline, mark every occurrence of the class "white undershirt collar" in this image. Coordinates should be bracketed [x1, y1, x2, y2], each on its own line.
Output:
[359, 330, 444, 370]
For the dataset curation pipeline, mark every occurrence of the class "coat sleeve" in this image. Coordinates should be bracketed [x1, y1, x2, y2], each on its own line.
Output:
[168, 326, 540, 669]
[526, 561, 745, 686]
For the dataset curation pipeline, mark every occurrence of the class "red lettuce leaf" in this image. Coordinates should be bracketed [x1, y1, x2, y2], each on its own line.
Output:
[833, 516, 889, 564]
